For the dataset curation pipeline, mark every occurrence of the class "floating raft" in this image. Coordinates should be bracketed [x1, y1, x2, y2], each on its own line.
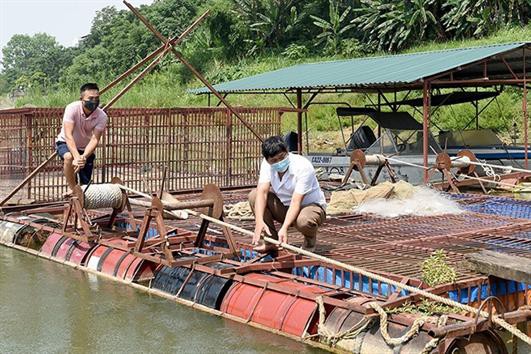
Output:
[0, 189, 530, 353]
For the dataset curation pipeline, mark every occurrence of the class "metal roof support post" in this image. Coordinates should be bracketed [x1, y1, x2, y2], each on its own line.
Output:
[296, 89, 303, 153]
[377, 93, 382, 154]
[422, 80, 431, 183]
[524, 47, 528, 169]
[475, 87, 479, 129]
[302, 91, 320, 154]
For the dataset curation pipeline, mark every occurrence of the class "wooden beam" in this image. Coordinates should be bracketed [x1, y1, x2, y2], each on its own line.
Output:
[466, 250, 531, 283]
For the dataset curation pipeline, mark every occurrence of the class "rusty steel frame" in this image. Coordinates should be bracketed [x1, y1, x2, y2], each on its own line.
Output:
[197, 44, 530, 179]
[170, 188, 531, 293]
[0, 107, 284, 201]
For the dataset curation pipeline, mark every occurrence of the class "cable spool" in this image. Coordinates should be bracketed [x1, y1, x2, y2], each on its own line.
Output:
[81, 184, 125, 210]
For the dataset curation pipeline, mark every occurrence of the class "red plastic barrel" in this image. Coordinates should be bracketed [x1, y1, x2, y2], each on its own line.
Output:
[220, 273, 323, 337]
[115, 254, 137, 279]
[54, 238, 76, 260]
[85, 245, 155, 282]
[68, 241, 93, 265]
[40, 233, 64, 256]
[86, 245, 109, 271]
[100, 249, 126, 276]
[125, 257, 156, 282]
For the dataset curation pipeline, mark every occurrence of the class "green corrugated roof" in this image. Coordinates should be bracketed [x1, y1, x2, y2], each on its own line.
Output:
[191, 42, 528, 94]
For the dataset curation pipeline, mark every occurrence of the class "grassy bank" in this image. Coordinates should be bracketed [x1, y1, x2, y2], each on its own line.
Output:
[13, 26, 530, 137]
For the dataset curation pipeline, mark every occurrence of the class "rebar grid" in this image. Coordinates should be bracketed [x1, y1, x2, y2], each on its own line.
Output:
[170, 188, 531, 282]
[0, 107, 284, 201]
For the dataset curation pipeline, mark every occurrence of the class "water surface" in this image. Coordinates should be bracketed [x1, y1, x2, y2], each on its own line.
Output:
[0, 247, 325, 354]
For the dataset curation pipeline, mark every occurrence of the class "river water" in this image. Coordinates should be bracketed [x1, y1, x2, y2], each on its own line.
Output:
[0, 247, 325, 354]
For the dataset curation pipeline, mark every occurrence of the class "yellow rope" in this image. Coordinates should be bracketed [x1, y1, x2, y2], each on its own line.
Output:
[421, 315, 448, 354]
[368, 302, 426, 347]
[315, 296, 373, 346]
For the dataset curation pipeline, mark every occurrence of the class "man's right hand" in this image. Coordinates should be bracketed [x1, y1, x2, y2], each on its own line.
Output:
[253, 221, 271, 245]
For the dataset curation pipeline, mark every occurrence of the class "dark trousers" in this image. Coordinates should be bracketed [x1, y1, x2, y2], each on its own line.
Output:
[55, 141, 95, 184]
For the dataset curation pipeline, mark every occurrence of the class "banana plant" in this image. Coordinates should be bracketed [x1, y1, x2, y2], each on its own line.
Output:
[310, 0, 355, 55]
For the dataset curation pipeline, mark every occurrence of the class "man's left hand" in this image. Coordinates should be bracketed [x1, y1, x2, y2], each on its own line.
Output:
[278, 227, 288, 245]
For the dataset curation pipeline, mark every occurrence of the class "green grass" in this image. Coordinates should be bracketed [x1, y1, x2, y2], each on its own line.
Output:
[13, 25, 530, 137]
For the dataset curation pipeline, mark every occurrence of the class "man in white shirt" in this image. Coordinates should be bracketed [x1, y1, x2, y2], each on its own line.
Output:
[55, 83, 108, 192]
[249, 136, 326, 253]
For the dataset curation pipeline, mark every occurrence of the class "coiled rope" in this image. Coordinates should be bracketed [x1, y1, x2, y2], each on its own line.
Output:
[224, 201, 254, 220]
[82, 184, 123, 210]
[421, 314, 448, 354]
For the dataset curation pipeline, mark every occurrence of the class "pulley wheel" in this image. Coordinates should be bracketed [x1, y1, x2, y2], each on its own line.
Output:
[350, 149, 366, 171]
[200, 184, 224, 219]
[435, 153, 452, 171]
[456, 149, 477, 175]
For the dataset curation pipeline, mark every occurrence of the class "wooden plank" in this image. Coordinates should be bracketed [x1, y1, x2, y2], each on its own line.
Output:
[466, 250, 531, 283]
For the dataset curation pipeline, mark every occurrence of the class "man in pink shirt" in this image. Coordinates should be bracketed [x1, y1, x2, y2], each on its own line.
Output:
[55, 83, 108, 192]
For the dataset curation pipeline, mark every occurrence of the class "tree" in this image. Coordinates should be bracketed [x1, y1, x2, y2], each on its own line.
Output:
[1, 33, 73, 91]
[59, 45, 113, 90]
[232, 0, 307, 54]
[79, 6, 121, 49]
[442, 0, 530, 38]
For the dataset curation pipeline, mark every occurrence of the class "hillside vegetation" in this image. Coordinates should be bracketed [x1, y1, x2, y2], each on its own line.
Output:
[1, 0, 529, 135]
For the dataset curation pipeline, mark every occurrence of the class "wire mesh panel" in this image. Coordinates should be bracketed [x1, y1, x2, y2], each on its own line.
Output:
[0, 107, 285, 201]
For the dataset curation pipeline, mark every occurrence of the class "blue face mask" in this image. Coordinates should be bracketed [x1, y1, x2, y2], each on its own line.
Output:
[271, 156, 289, 173]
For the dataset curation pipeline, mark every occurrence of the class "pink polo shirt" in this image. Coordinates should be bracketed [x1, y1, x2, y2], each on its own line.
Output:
[56, 101, 108, 149]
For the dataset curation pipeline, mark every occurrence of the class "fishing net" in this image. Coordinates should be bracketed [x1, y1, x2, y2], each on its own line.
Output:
[328, 181, 463, 217]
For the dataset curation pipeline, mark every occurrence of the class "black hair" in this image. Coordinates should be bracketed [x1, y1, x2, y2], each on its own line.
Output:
[262, 135, 288, 159]
[80, 83, 99, 94]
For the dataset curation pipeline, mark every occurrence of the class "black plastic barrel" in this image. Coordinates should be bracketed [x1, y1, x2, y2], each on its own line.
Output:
[151, 266, 192, 295]
[194, 273, 233, 309]
[178, 262, 233, 309]
[284, 131, 298, 152]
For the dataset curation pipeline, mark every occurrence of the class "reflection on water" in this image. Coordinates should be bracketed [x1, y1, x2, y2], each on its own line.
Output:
[0, 248, 325, 353]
